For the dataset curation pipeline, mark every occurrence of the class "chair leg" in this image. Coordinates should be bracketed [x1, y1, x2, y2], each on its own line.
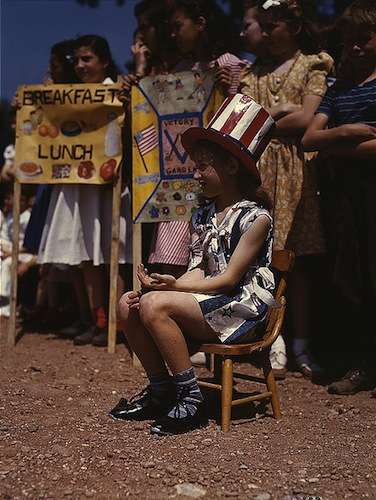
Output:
[221, 357, 233, 432]
[261, 352, 281, 419]
[208, 353, 215, 373]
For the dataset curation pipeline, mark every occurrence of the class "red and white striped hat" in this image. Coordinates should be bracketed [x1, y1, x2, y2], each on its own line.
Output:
[182, 93, 275, 185]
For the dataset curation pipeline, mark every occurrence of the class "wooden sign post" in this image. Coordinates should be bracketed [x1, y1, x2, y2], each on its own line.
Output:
[131, 222, 142, 366]
[107, 168, 122, 354]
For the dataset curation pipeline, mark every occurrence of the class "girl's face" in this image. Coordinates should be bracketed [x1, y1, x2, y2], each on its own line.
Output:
[170, 9, 204, 55]
[137, 14, 157, 53]
[192, 147, 229, 199]
[241, 7, 265, 56]
[258, 13, 297, 57]
[342, 28, 376, 70]
[74, 46, 108, 83]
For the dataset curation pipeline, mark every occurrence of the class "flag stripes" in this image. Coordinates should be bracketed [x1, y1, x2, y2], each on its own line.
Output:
[135, 124, 158, 157]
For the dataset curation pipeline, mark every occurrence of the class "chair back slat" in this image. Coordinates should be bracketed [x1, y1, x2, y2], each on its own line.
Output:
[271, 249, 295, 273]
[262, 296, 286, 346]
[260, 249, 294, 344]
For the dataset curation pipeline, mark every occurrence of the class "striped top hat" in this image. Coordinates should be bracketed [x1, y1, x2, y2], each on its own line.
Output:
[181, 93, 275, 186]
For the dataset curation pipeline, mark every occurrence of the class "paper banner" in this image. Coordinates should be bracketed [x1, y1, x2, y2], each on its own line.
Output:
[14, 84, 124, 184]
[132, 70, 224, 223]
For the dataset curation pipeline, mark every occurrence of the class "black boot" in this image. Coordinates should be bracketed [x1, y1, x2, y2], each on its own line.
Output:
[150, 398, 208, 436]
[109, 386, 175, 421]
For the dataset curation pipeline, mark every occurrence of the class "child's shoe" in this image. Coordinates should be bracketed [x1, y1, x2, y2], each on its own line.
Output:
[109, 386, 174, 421]
[327, 368, 374, 395]
[294, 351, 323, 380]
[73, 325, 97, 345]
[150, 399, 208, 436]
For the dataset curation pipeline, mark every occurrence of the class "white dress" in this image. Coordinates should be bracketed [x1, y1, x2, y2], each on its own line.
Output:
[189, 200, 276, 344]
[37, 78, 132, 266]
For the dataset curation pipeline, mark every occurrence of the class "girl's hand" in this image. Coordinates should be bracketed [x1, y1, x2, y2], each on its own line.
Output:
[136, 264, 176, 290]
[149, 273, 177, 289]
[118, 74, 139, 104]
[340, 123, 376, 142]
[136, 263, 154, 289]
[131, 40, 151, 77]
[17, 261, 31, 277]
[270, 103, 301, 120]
[125, 290, 142, 310]
[215, 66, 232, 94]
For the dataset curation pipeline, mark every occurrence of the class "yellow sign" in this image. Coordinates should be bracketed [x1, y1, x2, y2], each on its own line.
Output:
[132, 70, 224, 223]
[15, 84, 124, 184]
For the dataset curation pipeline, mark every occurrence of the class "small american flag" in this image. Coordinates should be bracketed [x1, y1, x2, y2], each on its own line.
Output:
[135, 124, 158, 157]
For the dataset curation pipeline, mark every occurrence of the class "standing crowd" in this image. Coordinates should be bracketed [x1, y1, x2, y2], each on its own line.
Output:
[1, 0, 375, 435]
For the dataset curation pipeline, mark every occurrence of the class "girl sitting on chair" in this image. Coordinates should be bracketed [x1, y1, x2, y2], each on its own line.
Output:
[110, 94, 277, 436]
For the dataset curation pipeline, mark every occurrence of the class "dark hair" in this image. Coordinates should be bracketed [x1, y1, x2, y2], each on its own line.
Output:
[339, 0, 376, 33]
[243, 0, 259, 10]
[253, 0, 322, 54]
[172, 0, 239, 58]
[237, 166, 272, 210]
[73, 35, 119, 81]
[50, 39, 77, 83]
[133, 0, 176, 71]
[194, 140, 273, 210]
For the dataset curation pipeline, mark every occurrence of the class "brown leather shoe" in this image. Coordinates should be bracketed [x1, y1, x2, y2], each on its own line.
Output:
[328, 368, 374, 395]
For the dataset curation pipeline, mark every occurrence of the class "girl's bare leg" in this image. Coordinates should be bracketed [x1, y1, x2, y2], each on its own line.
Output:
[139, 291, 218, 375]
[118, 292, 169, 377]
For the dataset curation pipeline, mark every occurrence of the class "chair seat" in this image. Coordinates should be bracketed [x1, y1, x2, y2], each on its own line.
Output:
[198, 341, 266, 356]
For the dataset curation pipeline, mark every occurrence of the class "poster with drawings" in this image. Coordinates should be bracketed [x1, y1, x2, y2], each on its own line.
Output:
[132, 70, 224, 223]
[15, 83, 124, 184]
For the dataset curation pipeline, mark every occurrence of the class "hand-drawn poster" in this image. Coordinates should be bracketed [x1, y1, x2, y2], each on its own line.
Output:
[132, 71, 224, 223]
[15, 84, 124, 184]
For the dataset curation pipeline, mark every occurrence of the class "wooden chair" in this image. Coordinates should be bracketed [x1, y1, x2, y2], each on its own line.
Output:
[197, 249, 295, 431]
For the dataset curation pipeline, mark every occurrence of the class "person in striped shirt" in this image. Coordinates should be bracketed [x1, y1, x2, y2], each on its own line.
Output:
[302, 0, 376, 397]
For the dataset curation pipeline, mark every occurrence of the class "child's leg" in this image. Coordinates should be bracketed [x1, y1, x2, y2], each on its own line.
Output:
[112, 290, 216, 431]
[138, 290, 218, 375]
[138, 291, 216, 435]
[109, 291, 172, 421]
[118, 291, 169, 377]
[74, 262, 108, 346]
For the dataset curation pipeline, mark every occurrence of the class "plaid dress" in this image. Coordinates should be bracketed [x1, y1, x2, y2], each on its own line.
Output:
[189, 200, 276, 344]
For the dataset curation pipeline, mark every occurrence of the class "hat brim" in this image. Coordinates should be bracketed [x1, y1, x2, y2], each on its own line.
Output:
[181, 127, 261, 186]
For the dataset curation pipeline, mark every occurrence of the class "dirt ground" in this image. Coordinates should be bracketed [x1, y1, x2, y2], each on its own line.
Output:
[1, 323, 375, 500]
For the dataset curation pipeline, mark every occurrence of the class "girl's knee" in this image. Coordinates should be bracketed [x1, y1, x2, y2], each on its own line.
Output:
[139, 291, 169, 323]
